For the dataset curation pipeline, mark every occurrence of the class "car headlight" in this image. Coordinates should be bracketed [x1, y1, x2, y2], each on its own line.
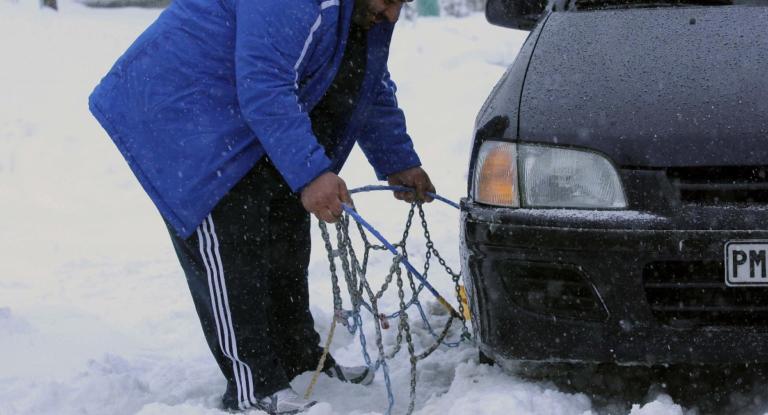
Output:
[473, 141, 520, 207]
[473, 141, 627, 209]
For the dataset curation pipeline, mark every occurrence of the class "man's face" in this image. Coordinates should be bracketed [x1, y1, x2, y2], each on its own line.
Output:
[353, 0, 405, 30]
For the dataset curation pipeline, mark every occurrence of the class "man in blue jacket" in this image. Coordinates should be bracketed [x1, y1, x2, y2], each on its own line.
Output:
[89, 0, 434, 413]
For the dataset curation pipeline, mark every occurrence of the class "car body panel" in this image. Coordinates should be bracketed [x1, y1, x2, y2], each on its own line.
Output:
[469, 14, 550, 195]
[518, 6, 768, 167]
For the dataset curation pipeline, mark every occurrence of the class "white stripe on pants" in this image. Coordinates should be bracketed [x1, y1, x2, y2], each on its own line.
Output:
[197, 214, 257, 409]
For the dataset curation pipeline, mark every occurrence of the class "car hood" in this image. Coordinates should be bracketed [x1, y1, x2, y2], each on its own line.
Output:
[519, 6, 768, 168]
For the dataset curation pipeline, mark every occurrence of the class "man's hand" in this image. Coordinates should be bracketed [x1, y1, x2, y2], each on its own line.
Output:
[387, 166, 435, 203]
[301, 172, 354, 223]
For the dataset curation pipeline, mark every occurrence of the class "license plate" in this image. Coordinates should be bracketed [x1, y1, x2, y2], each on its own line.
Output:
[725, 240, 768, 286]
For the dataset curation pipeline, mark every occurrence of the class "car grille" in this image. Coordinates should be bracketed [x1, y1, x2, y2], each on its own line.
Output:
[667, 166, 768, 206]
[643, 261, 768, 328]
[499, 261, 608, 322]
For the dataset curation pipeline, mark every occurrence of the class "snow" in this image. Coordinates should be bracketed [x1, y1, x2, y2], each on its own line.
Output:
[497, 209, 664, 223]
[628, 396, 685, 415]
[0, 1, 763, 414]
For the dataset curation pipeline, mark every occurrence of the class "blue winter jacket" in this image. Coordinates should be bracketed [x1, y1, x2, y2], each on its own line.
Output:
[89, 0, 421, 238]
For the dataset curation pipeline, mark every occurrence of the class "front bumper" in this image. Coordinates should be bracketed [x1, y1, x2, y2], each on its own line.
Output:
[461, 200, 768, 365]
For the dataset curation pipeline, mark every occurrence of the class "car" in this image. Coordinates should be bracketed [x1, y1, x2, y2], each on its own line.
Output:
[460, 0, 768, 367]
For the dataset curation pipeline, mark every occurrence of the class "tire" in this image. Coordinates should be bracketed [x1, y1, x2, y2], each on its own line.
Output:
[478, 350, 496, 366]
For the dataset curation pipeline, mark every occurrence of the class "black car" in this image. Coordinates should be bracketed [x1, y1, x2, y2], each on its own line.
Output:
[461, 0, 768, 366]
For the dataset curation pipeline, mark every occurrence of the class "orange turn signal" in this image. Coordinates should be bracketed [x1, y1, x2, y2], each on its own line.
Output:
[473, 141, 519, 207]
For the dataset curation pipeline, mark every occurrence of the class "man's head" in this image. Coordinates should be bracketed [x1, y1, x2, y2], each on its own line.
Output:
[353, 0, 411, 30]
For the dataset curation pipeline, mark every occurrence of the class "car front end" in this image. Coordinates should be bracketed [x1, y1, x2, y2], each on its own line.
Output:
[463, 2, 768, 365]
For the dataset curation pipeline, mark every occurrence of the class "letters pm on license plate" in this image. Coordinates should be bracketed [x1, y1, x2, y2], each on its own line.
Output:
[725, 240, 768, 286]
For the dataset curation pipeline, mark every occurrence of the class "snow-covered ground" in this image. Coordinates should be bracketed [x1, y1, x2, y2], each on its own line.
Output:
[0, 2, 762, 414]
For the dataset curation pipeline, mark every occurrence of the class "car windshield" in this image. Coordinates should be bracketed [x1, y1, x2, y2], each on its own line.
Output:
[574, 0, 768, 10]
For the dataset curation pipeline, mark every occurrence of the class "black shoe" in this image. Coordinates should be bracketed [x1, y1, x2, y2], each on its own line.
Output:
[324, 363, 375, 385]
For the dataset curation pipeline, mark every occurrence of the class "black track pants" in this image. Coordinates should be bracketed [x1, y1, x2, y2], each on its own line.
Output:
[167, 160, 335, 410]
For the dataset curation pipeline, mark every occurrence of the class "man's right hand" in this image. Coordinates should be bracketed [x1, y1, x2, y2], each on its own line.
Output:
[300, 172, 354, 223]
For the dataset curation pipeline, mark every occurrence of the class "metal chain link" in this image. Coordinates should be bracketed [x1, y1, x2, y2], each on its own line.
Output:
[418, 205, 472, 341]
[318, 201, 469, 415]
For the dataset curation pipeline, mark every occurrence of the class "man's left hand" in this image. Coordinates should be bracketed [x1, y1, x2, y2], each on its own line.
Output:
[387, 166, 435, 203]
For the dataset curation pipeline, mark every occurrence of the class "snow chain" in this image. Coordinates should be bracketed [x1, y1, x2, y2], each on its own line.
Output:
[309, 202, 470, 415]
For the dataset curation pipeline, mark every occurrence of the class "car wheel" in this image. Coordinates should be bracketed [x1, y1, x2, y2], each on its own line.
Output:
[478, 350, 495, 366]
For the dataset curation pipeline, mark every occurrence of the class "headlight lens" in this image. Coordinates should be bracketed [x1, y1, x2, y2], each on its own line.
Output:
[473, 141, 627, 209]
[519, 145, 627, 208]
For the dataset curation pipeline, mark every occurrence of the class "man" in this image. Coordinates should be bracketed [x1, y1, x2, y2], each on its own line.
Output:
[89, 0, 434, 413]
